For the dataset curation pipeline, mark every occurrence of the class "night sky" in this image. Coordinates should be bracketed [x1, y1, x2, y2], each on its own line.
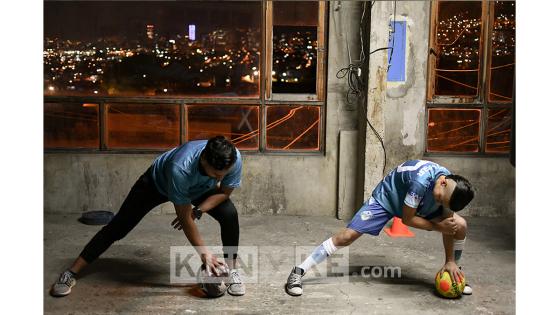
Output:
[44, 1, 261, 41]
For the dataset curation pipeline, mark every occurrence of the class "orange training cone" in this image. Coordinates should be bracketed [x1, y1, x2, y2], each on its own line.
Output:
[384, 217, 415, 237]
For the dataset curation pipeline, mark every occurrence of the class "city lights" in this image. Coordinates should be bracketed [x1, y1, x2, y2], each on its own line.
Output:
[45, 7, 313, 96]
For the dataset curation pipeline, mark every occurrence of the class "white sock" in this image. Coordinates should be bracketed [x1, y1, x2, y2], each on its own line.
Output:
[298, 238, 338, 273]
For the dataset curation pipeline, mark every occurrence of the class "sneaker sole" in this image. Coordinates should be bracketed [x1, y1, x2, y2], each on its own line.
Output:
[50, 287, 72, 297]
[227, 289, 245, 296]
[284, 284, 302, 297]
[50, 280, 75, 297]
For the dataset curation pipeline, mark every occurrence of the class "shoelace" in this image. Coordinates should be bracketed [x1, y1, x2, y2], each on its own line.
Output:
[58, 271, 73, 286]
[288, 272, 302, 287]
[230, 271, 242, 284]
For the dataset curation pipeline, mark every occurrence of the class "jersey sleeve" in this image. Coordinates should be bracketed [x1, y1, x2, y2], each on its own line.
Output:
[404, 180, 427, 209]
[220, 158, 242, 189]
[166, 163, 192, 205]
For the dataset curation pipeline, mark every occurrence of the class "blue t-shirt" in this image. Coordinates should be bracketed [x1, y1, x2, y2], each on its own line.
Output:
[151, 140, 242, 205]
[371, 160, 451, 218]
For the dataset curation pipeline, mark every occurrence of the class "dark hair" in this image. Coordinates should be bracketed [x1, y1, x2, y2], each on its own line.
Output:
[201, 136, 237, 171]
[446, 174, 474, 211]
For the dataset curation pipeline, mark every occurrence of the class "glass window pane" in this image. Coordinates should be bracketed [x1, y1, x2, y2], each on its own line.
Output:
[433, 1, 483, 97]
[272, 2, 318, 94]
[488, 1, 515, 103]
[107, 104, 179, 149]
[266, 105, 320, 151]
[427, 108, 480, 152]
[44, 1, 261, 97]
[186, 105, 259, 150]
[44, 102, 99, 148]
[485, 108, 512, 153]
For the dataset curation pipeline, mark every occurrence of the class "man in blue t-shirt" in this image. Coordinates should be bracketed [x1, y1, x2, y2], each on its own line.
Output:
[285, 160, 475, 297]
[51, 136, 246, 297]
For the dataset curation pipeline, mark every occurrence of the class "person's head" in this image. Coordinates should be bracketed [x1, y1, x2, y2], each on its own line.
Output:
[200, 136, 237, 180]
[432, 174, 474, 211]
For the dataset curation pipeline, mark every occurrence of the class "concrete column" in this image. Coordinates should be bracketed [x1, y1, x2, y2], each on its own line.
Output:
[330, 1, 369, 219]
[364, 1, 392, 199]
[337, 130, 358, 221]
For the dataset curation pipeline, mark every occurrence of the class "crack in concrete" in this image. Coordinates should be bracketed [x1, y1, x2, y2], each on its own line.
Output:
[338, 286, 356, 315]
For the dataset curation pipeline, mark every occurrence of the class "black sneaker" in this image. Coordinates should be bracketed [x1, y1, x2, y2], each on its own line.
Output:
[285, 267, 304, 296]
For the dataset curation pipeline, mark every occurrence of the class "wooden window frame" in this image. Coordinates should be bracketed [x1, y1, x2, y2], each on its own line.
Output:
[44, 1, 328, 155]
[425, 0, 514, 157]
[265, 1, 326, 102]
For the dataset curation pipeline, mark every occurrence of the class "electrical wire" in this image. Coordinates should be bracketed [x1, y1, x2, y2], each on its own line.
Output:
[336, 1, 397, 175]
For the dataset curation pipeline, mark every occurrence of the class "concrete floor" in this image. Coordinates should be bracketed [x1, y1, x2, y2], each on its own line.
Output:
[44, 213, 515, 314]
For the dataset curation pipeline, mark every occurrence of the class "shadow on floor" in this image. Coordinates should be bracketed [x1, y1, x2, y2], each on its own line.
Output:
[55, 257, 213, 298]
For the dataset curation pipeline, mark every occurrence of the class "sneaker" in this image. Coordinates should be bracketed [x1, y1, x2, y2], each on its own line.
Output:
[463, 284, 473, 295]
[285, 267, 304, 296]
[50, 270, 77, 297]
[227, 270, 245, 296]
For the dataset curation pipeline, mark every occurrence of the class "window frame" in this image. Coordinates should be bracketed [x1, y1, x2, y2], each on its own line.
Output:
[44, 0, 328, 155]
[265, 1, 327, 102]
[425, 0, 514, 157]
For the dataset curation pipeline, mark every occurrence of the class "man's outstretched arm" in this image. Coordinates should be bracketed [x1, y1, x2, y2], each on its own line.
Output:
[401, 205, 458, 235]
[174, 203, 224, 274]
[401, 205, 438, 231]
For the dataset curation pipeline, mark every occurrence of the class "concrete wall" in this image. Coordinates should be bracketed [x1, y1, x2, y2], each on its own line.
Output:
[43, 153, 338, 216]
[363, 1, 515, 217]
[43, 2, 367, 217]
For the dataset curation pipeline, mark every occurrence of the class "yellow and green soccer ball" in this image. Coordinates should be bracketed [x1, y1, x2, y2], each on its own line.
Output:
[435, 270, 466, 298]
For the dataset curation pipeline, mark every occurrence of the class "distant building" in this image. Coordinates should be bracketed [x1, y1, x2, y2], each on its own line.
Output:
[146, 24, 154, 40]
[189, 25, 196, 41]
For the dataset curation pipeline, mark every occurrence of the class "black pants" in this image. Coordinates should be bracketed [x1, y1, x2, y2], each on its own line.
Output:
[79, 167, 240, 263]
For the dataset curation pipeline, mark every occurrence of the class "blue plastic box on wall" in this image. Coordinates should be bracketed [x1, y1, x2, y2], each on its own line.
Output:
[387, 20, 406, 82]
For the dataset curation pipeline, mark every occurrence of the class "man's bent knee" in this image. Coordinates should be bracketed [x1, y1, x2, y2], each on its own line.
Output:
[333, 228, 361, 247]
[454, 214, 467, 239]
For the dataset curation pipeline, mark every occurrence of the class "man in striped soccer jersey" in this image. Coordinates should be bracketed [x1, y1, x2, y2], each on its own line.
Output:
[285, 160, 474, 296]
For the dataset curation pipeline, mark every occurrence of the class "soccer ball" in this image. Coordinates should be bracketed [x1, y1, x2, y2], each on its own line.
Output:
[197, 264, 229, 298]
[435, 270, 466, 298]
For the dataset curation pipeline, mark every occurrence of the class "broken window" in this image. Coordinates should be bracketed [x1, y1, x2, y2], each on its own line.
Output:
[427, 108, 481, 152]
[265, 105, 321, 151]
[44, 1, 327, 153]
[432, 1, 483, 99]
[186, 104, 259, 151]
[427, 1, 515, 154]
